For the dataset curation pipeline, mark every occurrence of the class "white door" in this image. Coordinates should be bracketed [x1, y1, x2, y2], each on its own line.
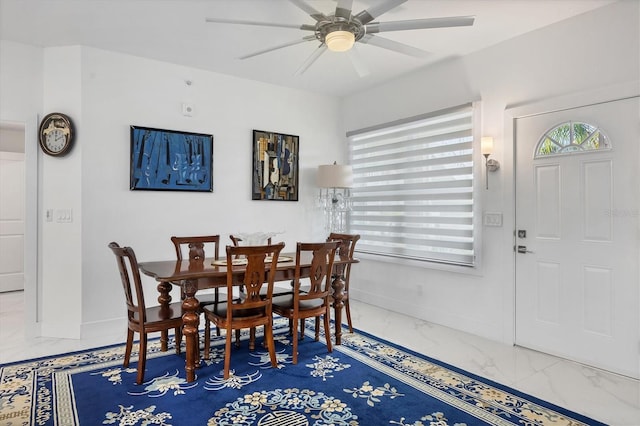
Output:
[515, 96, 639, 378]
[0, 151, 25, 293]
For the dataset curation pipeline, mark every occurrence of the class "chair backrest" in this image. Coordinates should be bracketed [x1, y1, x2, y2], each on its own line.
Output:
[229, 234, 272, 246]
[229, 235, 273, 259]
[225, 242, 285, 318]
[326, 233, 360, 284]
[295, 241, 339, 303]
[171, 235, 220, 262]
[108, 242, 147, 323]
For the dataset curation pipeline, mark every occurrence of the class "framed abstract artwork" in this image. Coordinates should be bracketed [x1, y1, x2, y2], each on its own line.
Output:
[130, 126, 213, 192]
[252, 130, 299, 201]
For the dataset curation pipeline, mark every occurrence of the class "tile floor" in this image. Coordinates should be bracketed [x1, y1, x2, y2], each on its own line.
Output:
[1, 290, 638, 425]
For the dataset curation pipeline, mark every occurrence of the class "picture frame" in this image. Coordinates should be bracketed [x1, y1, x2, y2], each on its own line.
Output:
[252, 129, 299, 201]
[130, 126, 213, 192]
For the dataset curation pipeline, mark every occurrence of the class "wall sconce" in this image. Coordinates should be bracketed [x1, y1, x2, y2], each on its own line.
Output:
[317, 161, 353, 232]
[481, 137, 500, 190]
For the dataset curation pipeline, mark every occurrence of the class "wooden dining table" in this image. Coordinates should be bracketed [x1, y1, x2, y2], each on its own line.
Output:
[138, 252, 357, 382]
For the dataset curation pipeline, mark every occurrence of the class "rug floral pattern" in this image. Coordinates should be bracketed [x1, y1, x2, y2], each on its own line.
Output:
[0, 318, 603, 426]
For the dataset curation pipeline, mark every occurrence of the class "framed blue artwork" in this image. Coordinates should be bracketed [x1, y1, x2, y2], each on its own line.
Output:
[130, 126, 213, 192]
[252, 129, 299, 201]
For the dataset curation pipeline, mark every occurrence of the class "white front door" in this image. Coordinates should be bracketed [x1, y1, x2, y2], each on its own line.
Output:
[514, 96, 639, 378]
[0, 151, 25, 293]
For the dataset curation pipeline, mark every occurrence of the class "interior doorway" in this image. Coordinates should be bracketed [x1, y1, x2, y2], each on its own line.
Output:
[0, 123, 26, 293]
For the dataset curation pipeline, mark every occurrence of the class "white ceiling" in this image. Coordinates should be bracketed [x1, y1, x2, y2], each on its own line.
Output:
[0, 0, 616, 97]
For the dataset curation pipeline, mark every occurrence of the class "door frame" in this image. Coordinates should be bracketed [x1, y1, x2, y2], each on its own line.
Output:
[503, 80, 640, 346]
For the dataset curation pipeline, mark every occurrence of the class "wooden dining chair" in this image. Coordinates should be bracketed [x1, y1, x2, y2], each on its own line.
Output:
[229, 234, 272, 255]
[326, 232, 360, 333]
[201, 242, 285, 379]
[272, 241, 339, 364]
[108, 242, 183, 385]
[229, 234, 293, 297]
[171, 235, 228, 346]
[171, 235, 221, 308]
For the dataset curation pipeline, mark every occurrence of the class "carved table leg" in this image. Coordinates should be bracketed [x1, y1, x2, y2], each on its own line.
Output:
[157, 281, 173, 352]
[181, 278, 200, 382]
[331, 269, 346, 346]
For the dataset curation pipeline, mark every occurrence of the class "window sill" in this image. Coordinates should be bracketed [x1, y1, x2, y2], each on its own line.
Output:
[354, 251, 483, 276]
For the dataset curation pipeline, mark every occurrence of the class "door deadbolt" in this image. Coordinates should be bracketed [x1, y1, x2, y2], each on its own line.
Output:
[518, 230, 526, 239]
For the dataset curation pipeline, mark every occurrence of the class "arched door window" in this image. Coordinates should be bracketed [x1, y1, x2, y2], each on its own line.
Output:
[535, 121, 611, 158]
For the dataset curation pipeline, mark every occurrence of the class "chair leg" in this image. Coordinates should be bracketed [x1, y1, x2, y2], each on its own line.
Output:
[235, 329, 241, 348]
[345, 299, 353, 333]
[265, 320, 278, 368]
[299, 318, 305, 340]
[314, 316, 320, 341]
[291, 315, 299, 364]
[249, 327, 256, 350]
[137, 333, 147, 385]
[160, 330, 168, 352]
[204, 318, 211, 359]
[123, 329, 134, 368]
[323, 310, 333, 353]
[223, 327, 233, 380]
[214, 290, 221, 336]
[174, 326, 182, 354]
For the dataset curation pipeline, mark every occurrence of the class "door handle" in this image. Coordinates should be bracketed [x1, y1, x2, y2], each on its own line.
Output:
[517, 245, 534, 254]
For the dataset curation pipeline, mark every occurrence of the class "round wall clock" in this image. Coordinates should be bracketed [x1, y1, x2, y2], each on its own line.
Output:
[38, 112, 75, 156]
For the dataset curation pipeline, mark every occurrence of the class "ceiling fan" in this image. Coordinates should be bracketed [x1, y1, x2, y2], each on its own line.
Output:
[206, 0, 475, 76]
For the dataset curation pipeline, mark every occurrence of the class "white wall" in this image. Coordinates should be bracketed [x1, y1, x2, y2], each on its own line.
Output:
[0, 41, 343, 338]
[78, 48, 343, 334]
[0, 41, 43, 122]
[341, 0, 639, 343]
[0, 40, 42, 337]
[40, 46, 83, 338]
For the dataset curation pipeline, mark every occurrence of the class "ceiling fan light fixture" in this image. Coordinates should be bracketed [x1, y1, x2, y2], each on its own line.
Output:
[325, 30, 355, 52]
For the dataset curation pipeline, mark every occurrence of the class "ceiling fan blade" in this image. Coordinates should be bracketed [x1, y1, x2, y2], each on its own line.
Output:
[294, 44, 327, 76]
[240, 35, 317, 60]
[366, 16, 475, 33]
[335, 0, 354, 20]
[289, 0, 328, 22]
[359, 34, 429, 58]
[205, 17, 315, 31]
[348, 46, 370, 77]
[354, 0, 408, 25]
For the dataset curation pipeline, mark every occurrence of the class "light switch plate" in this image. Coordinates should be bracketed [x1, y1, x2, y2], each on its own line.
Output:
[56, 209, 73, 223]
[483, 212, 503, 227]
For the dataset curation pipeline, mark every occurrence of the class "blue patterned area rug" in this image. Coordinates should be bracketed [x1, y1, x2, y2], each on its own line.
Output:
[1, 318, 604, 426]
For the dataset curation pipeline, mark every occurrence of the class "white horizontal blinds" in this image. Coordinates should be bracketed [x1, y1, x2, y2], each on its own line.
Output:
[347, 104, 475, 265]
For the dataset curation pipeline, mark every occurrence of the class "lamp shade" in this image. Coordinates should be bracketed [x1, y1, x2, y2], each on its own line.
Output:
[317, 164, 353, 188]
[481, 137, 494, 155]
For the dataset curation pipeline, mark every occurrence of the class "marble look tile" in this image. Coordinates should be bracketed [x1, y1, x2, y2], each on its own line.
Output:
[1, 292, 638, 426]
[348, 299, 640, 426]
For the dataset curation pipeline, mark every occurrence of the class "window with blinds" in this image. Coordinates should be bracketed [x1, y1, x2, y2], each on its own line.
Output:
[347, 104, 476, 266]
